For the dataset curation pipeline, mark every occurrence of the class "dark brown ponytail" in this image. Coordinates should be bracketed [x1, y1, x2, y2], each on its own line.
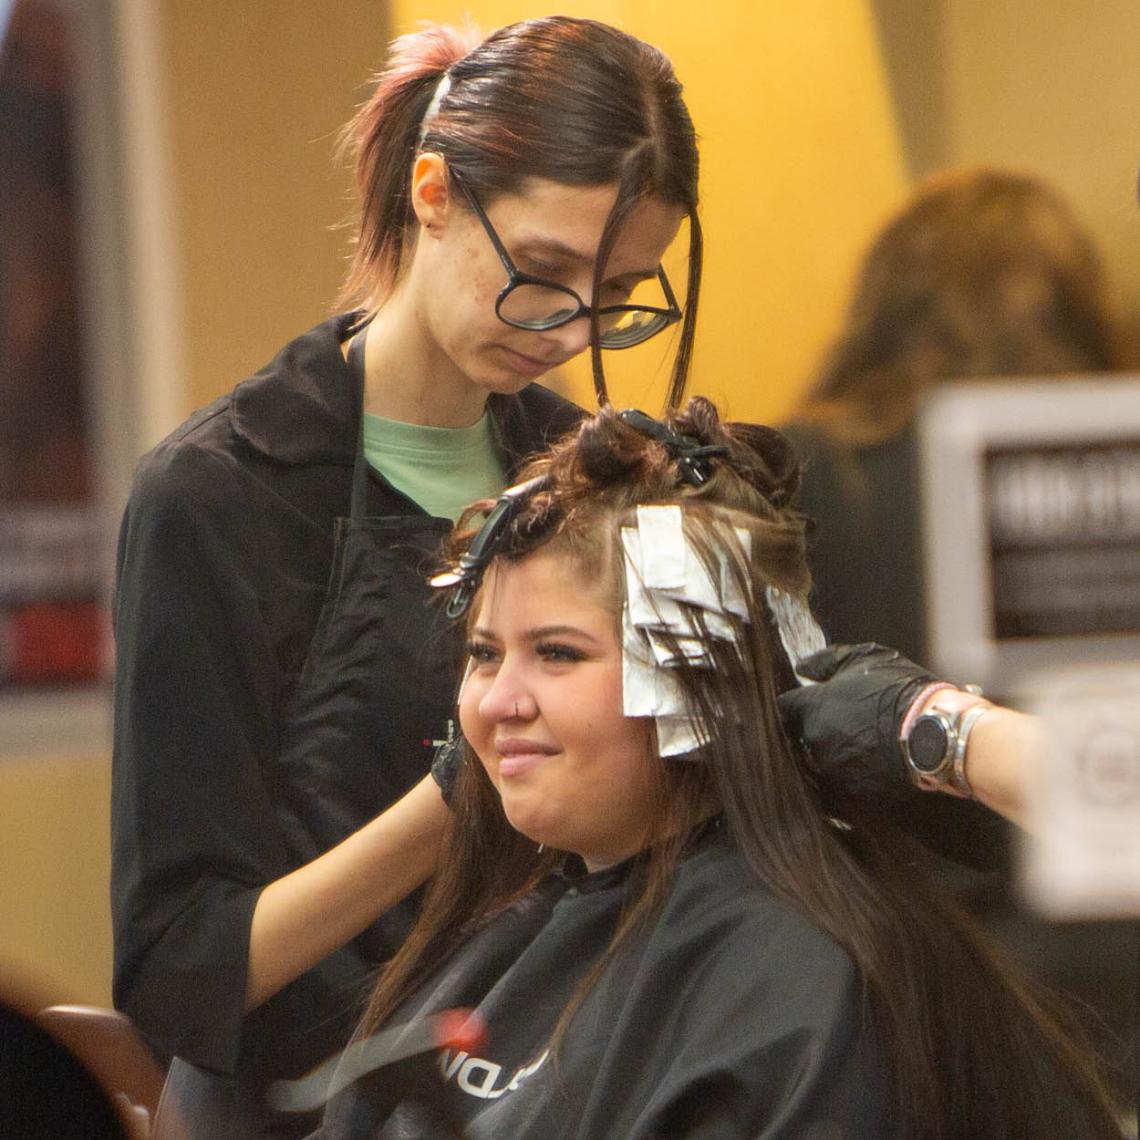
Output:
[338, 24, 480, 307]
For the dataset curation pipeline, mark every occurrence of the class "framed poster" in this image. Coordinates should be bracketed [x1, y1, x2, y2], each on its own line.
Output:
[0, 0, 179, 753]
[918, 377, 1140, 698]
[1, 0, 105, 688]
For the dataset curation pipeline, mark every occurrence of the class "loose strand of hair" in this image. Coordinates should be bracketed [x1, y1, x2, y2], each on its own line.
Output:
[357, 758, 556, 1038]
[665, 211, 703, 412]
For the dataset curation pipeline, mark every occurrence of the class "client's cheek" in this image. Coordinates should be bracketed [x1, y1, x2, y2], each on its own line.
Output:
[456, 710, 492, 787]
[457, 673, 481, 745]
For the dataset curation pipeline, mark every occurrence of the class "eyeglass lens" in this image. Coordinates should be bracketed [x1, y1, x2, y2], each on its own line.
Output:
[498, 273, 675, 347]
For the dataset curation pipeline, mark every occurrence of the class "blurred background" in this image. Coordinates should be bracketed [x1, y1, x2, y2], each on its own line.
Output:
[1, 0, 1138, 1045]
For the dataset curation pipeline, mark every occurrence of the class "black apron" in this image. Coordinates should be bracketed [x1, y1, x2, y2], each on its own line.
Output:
[231, 334, 464, 1095]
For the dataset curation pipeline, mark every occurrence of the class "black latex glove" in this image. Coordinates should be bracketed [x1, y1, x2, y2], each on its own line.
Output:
[778, 642, 938, 791]
[430, 735, 463, 807]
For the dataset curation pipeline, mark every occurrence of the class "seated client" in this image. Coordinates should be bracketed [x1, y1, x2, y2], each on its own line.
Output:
[313, 399, 1121, 1139]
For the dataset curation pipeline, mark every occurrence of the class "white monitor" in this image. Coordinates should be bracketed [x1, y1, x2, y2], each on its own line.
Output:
[917, 376, 1140, 699]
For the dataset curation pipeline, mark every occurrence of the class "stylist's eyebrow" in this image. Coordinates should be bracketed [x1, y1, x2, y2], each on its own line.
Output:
[514, 236, 594, 266]
[515, 236, 658, 281]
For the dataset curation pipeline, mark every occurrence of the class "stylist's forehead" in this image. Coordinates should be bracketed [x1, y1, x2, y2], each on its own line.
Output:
[498, 178, 684, 269]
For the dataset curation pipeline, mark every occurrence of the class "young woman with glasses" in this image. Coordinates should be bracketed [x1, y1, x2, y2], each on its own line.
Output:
[110, 17, 700, 1139]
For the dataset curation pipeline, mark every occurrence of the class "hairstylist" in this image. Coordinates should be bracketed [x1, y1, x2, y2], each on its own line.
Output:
[110, 17, 701, 1139]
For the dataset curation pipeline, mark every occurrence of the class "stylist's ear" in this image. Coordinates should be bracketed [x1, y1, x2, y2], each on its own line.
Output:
[411, 153, 452, 236]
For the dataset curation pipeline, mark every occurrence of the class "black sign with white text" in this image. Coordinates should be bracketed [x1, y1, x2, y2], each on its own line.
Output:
[985, 439, 1140, 640]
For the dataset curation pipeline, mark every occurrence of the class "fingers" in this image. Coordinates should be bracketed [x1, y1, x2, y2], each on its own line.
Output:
[775, 683, 811, 730]
[789, 645, 843, 682]
[792, 642, 881, 681]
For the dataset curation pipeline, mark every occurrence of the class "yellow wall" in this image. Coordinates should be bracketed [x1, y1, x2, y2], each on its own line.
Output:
[940, 0, 1140, 346]
[391, 0, 910, 423]
[162, 1, 392, 414]
[0, 755, 113, 1005]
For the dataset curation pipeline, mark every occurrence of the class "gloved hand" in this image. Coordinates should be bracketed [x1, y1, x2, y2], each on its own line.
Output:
[430, 734, 463, 807]
[777, 642, 938, 790]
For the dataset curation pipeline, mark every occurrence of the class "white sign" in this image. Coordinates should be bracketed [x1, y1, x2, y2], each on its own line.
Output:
[1021, 665, 1140, 919]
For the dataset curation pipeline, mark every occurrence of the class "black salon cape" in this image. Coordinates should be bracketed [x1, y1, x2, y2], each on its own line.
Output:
[314, 828, 893, 1140]
[110, 314, 583, 1091]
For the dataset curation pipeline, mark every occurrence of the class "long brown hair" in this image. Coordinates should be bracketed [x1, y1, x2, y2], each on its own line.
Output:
[797, 168, 1120, 445]
[363, 398, 1122, 1138]
[338, 17, 702, 409]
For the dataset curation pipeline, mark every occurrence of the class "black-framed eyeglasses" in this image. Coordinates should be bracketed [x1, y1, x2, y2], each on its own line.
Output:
[450, 169, 682, 350]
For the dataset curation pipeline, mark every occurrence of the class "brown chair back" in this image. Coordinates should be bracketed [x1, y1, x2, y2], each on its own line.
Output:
[36, 1004, 167, 1138]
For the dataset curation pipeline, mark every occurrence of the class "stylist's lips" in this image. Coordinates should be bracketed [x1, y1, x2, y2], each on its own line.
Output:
[501, 345, 560, 379]
[496, 737, 558, 777]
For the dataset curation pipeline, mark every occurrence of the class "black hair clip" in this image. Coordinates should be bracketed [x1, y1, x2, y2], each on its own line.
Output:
[430, 475, 550, 619]
[618, 408, 728, 487]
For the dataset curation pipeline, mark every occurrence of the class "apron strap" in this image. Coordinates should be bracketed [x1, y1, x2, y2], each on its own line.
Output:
[346, 330, 370, 521]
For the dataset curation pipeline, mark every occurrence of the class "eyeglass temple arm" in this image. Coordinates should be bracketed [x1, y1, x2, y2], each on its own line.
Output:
[449, 168, 518, 279]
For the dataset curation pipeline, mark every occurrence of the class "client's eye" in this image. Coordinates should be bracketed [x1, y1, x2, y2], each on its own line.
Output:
[536, 641, 585, 664]
[467, 640, 500, 666]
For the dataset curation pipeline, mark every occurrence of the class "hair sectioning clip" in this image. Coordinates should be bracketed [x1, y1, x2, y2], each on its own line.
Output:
[617, 408, 727, 486]
[430, 475, 550, 619]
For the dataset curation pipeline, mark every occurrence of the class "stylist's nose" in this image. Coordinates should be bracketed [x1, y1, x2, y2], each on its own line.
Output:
[478, 660, 537, 723]
[541, 315, 592, 358]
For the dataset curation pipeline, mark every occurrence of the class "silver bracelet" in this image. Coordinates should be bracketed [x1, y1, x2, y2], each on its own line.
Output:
[950, 703, 991, 798]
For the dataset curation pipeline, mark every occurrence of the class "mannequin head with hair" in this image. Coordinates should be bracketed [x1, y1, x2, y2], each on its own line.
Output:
[339, 16, 702, 406]
[358, 398, 1121, 1139]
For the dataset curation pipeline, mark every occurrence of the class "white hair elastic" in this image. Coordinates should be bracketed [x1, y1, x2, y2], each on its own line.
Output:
[416, 72, 452, 148]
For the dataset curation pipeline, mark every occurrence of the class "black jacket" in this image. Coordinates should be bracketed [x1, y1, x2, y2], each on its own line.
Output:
[110, 314, 583, 1083]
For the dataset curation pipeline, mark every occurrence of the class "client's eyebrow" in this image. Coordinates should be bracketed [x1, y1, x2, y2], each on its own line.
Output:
[469, 624, 604, 646]
[526, 624, 603, 645]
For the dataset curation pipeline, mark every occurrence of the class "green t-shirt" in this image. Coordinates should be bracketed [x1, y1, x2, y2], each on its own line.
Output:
[362, 409, 506, 523]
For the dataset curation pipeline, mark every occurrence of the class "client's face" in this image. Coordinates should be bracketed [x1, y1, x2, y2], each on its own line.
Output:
[459, 549, 657, 870]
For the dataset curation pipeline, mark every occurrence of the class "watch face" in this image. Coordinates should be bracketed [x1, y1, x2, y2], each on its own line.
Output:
[908, 714, 950, 774]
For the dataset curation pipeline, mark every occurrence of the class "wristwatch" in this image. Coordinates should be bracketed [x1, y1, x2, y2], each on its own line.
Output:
[903, 700, 990, 797]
